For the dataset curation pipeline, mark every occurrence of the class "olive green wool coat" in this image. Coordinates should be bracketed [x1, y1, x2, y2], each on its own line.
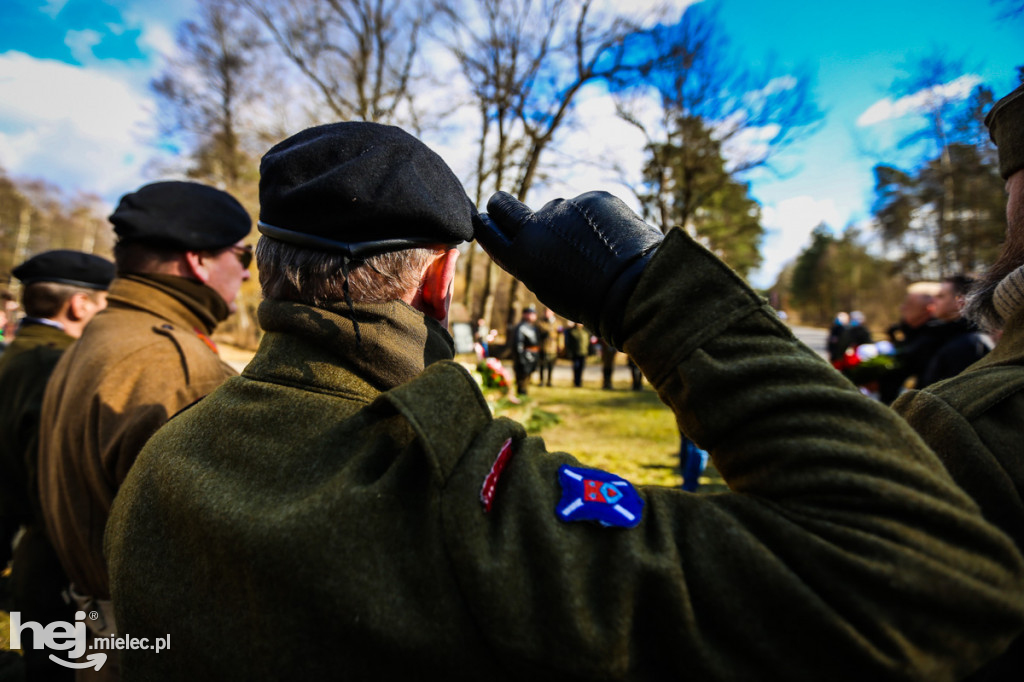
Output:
[894, 295, 1024, 681]
[107, 231, 1024, 681]
[40, 275, 236, 601]
[0, 322, 74, 531]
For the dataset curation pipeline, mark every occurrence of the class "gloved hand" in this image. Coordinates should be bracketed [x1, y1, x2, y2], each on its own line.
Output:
[474, 191, 663, 347]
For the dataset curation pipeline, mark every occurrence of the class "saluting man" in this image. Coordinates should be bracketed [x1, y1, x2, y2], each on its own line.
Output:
[106, 122, 1024, 681]
[0, 250, 114, 681]
[38, 181, 251, 681]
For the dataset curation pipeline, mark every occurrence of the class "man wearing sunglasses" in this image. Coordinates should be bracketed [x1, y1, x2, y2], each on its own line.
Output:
[37, 180, 251, 681]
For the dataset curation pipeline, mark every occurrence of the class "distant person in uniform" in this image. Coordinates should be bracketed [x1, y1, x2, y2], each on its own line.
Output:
[564, 320, 589, 387]
[0, 250, 113, 682]
[537, 307, 559, 387]
[511, 305, 539, 395]
[104, 121, 1024, 681]
[915, 275, 992, 388]
[38, 181, 251, 680]
[894, 82, 1024, 680]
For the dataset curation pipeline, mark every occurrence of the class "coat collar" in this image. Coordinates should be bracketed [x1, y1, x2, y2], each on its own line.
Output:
[105, 275, 222, 334]
[245, 298, 455, 402]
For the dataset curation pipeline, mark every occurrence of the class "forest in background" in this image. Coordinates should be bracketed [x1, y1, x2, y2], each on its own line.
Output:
[1, 0, 1021, 346]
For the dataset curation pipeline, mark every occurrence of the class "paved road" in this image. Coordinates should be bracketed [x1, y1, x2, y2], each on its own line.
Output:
[791, 325, 830, 359]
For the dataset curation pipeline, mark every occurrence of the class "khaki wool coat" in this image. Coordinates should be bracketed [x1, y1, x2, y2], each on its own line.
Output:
[107, 230, 1024, 681]
[39, 275, 236, 601]
[894, 290, 1024, 681]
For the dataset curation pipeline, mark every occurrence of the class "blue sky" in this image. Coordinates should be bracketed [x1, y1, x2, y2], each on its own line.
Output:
[0, 0, 1021, 287]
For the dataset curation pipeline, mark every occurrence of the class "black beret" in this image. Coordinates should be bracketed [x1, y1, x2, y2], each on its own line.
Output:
[13, 250, 115, 290]
[109, 181, 251, 251]
[258, 122, 475, 259]
[986, 82, 1024, 180]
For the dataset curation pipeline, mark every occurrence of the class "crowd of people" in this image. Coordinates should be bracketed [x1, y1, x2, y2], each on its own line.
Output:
[0, 82, 1021, 681]
[828, 274, 995, 403]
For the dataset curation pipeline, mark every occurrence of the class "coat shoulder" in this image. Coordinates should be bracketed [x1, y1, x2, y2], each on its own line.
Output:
[377, 361, 494, 479]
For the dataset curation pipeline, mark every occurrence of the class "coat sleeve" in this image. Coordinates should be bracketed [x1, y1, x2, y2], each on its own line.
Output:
[431, 229, 1024, 681]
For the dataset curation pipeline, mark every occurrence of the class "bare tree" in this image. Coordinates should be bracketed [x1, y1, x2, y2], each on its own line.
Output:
[236, 0, 435, 125]
[153, 0, 267, 188]
[615, 4, 822, 234]
[442, 0, 674, 328]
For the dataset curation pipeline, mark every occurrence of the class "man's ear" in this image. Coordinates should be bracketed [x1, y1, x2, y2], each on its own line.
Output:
[67, 292, 91, 322]
[419, 249, 460, 325]
[184, 251, 211, 284]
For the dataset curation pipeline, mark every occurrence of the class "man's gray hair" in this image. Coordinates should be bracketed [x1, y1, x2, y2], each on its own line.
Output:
[255, 236, 442, 306]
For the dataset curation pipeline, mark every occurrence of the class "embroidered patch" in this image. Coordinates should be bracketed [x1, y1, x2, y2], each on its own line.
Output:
[481, 438, 515, 513]
[556, 465, 644, 528]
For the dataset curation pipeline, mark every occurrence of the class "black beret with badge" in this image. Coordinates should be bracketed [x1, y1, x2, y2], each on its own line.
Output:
[109, 181, 251, 251]
[258, 122, 475, 259]
[13, 250, 116, 290]
[986, 82, 1024, 181]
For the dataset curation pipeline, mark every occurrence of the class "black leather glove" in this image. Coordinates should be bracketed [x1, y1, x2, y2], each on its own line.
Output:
[474, 191, 663, 347]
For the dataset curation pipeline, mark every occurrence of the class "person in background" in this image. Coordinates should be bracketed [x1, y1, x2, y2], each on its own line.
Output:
[827, 311, 849, 362]
[0, 250, 114, 682]
[679, 435, 709, 493]
[879, 281, 940, 403]
[916, 275, 993, 388]
[599, 338, 616, 390]
[838, 310, 872, 352]
[475, 317, 491, 357]
[537, 307, 559, 387]
[511, 305, 540, 395]
[564, 320, 590, 387]
[894, 81, 1024, 681]
[38, 181, 251, 681]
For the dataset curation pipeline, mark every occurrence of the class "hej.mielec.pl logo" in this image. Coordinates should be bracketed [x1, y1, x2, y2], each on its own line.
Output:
[9, 610, 170, 670]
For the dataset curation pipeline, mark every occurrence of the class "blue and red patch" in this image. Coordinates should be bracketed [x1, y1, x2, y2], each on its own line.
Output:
[556, 465, 644, 528]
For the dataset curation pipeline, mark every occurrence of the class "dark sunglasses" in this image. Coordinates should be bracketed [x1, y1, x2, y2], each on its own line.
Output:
[228, 244, 253, 269]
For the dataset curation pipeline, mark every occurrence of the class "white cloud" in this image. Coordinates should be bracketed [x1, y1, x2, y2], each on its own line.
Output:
[39, 0, 70, 18]
[139, 22, 177, 59]
[65, 29, 103, 63]
[856, 74, 982, 127]
[748, 195, 843, 288]
[0, 52, 156, 202]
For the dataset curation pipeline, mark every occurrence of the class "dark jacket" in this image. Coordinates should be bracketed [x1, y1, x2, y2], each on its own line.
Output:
[916, 317, 992, 388]
[565, 325, 590, 358]
[0, 322, 73, 532]
[894, 300, 1024, 681]
[512, 319, 539, 371]
[106, 231, 1024, 681]
[39, 275, 235, 600]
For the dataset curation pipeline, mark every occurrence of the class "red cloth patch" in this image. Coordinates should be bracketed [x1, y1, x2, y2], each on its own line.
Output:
[193, 328, 219, 353]
[480, 438, 515, 513]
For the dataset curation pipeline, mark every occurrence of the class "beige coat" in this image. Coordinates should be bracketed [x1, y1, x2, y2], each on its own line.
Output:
[39, 275, 235, 599]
